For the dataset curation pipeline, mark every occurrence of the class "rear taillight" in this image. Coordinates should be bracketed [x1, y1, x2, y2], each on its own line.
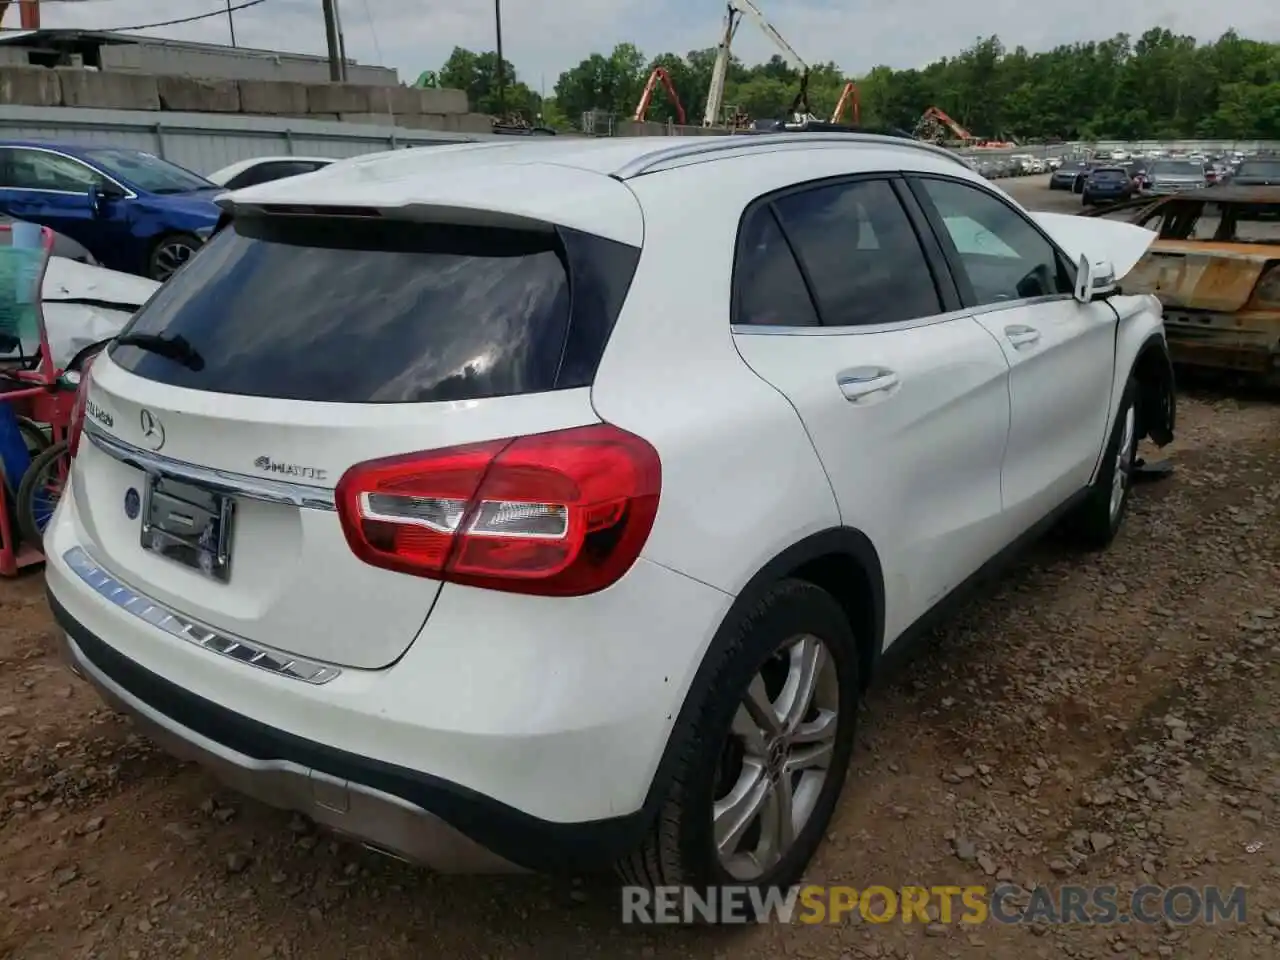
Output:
[67, 355, 96, 457]
[335, 424, 661, 596]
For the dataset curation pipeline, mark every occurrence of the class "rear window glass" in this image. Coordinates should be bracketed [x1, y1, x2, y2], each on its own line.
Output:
[1092, 169, 1127, 181]
[109, 217, 617, 403]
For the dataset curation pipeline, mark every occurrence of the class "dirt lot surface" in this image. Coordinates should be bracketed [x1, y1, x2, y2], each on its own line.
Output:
[5, 180, 1280, 959]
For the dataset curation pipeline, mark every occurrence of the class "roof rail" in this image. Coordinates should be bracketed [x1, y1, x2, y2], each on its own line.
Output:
[611, 131, 970, 179]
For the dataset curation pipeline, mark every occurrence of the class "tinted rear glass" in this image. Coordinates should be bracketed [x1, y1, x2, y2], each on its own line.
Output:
[110, 216, 634, 403]
[1092, 169, 1127, 181]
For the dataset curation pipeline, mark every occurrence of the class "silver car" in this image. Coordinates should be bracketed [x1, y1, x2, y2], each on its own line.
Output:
[1144, 159, 1208, 195]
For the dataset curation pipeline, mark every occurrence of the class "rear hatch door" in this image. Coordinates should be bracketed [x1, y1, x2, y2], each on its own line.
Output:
[70, 180, 642, 670]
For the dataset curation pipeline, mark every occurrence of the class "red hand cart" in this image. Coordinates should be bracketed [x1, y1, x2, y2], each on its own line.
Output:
[0, 222, 83, 575]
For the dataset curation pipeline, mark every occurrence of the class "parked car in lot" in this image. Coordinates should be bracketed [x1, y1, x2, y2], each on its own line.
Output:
[47, 133, 1175, 890]
[1229, 158, 1280, 187]
[1049, 160, 1090, 191]
[0, 141, 221, 280]
[1143, 159, 1209, 195]
[1085, 186, 1280, 382]
[1081, 166, 1135, 206]
[206, 156, 337, 190]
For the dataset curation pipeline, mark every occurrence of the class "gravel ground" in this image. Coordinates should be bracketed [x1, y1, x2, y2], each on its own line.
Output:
[4, 178, 1280, 960]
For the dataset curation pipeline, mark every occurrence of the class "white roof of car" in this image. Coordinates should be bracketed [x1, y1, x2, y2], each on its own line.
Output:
[219, 134, 968, 247]
[206, 155, 336, 186]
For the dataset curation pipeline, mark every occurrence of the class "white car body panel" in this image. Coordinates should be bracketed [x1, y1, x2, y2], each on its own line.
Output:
[224, 158, 646, 247]
[45, 495, 731, 822]
[733, 320, 1011, 644]
[1030, 211, 1158, 280]
[75, 357, 602, 669]
[973, 299, 1117, 532]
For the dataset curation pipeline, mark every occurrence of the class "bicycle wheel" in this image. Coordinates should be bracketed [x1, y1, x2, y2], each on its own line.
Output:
[16, 439, 68, 548]
[16, 416, 50, 455]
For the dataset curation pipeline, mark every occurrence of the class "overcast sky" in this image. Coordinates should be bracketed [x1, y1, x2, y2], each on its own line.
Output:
[34, 0, 1280, 91]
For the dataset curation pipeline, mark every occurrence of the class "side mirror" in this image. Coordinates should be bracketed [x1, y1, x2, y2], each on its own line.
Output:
[1074, 254, 1118, 303]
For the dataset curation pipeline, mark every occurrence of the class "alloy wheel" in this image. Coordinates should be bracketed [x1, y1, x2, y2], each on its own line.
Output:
[713, 633, 840, 881]
[1109, 404, 1136, 521]
[152, 239, 197, 281]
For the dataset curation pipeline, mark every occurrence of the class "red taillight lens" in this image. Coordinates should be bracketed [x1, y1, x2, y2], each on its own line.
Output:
[335, 424, 662, 596]
[67, 355, 96, 457]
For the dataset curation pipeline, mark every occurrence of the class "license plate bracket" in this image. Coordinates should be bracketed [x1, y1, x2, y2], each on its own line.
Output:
[140, 474, 234, 583]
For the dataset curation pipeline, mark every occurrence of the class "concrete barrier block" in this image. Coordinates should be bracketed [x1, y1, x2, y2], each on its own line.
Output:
[453, 113, 495, 134]
[372, 85, 424, 116]
[0, 66, 60, 107]
[338, 113, 391, 126]
[238, 79, 308, 114]
[413, 87, 469, 115]
[395, 114, 449, 130]
[307, 82, 374, 114]
[56, 68, 159, 110]
[157, 75, 240, 113]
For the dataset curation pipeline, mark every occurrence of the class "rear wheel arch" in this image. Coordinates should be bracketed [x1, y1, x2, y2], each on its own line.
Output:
[639, 527, 885, 815]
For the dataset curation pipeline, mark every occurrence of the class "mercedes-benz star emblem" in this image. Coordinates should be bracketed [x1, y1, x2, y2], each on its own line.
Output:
[138, 409, 165, 451]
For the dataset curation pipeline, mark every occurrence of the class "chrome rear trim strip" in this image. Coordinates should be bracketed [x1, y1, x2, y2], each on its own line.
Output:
[64, 546, 342, 685]
[84, 421, 336, 511]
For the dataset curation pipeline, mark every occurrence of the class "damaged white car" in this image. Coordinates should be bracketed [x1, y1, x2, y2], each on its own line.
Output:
[2, 256, 158, 368]
[46, 133, 1175, 894]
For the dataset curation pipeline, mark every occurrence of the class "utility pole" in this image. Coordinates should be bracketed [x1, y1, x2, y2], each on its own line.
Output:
[333, 0, 348, 80]
[493, 0, 505, 116]
[225, 0, 237, 47]
[321, 0, 343, 81]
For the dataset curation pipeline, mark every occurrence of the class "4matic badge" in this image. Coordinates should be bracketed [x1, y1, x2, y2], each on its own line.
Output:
[253, 456, 327, 482]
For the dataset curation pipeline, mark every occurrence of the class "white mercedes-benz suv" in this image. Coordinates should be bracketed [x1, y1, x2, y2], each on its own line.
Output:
[45, 132, 1176, 893]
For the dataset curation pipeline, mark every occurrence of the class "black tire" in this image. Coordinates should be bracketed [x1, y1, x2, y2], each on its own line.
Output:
[148, 232, 203, 281]
[1067, 377, 1139, 550]
[16, 440, 69, 548]
[16, 416, 50, 456]
[615, 579, 860, 908]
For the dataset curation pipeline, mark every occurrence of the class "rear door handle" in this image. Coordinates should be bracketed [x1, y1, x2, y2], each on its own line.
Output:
[1005, 324, 1041, 348]
[837, 367, 899, 401]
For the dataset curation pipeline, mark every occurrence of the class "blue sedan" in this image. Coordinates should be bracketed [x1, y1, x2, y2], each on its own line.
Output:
[0, 141, 222, 280]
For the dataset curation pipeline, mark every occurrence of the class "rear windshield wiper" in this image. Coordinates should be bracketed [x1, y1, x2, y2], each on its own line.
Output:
[114, 332, 205, 371]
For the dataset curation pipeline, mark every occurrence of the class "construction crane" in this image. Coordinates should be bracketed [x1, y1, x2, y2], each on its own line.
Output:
[831, 82, 860, 126]
[913, 105, 1017, 148]
[632, 67, 687, 125]
[702, 0, 816, 128]
[0, 0, 41, 29]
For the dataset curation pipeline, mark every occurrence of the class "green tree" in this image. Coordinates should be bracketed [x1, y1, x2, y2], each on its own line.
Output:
[431, 28, 1280, 139]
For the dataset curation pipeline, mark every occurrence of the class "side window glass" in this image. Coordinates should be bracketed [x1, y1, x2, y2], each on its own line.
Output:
[773, 179, 942, 326]
[7, 150, 105, 192]
[733, 204, 820, 327]
[918, 177, 1072, 305]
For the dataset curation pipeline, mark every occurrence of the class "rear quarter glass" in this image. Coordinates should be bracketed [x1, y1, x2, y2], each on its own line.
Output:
[108, 216, 640, 404]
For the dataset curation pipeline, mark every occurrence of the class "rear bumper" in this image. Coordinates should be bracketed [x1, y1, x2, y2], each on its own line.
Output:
[43, 485, 734, 874]
[50, 592, 649, 874]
